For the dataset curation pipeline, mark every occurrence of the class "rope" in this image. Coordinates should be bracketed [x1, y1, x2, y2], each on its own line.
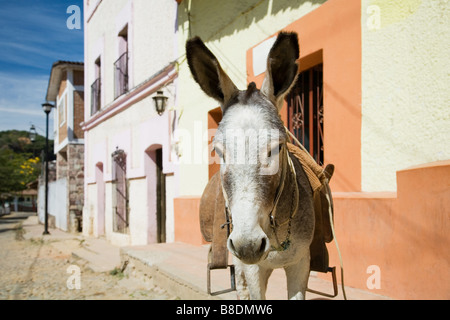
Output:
[285, 127, 347, 300]
[325, 192, 347, 300]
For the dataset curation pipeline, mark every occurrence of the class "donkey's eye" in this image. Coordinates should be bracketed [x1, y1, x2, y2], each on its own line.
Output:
[214, 147, 225, 162]
[267, 144, 283, 158]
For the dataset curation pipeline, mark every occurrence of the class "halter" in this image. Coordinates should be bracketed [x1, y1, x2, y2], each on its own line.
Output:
[220, 143, 300, 252]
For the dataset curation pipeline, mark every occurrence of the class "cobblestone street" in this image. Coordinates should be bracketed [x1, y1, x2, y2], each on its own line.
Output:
[0, 212, 175, 300]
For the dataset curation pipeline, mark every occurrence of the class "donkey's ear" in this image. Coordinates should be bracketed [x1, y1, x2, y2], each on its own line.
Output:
[261, 32, 299, 111]
[186, 37, 238, 110]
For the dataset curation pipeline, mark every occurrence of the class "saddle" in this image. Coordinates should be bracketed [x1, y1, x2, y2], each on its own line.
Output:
[199, 143, 335, 295]
[286, 142, 335, 273]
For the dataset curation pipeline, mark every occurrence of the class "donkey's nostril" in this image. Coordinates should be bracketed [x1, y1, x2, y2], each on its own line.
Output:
[259, 237, 267, 253]
[228, 238, 236, 252]
[228, 233, 269, 263]
[228, 238, 242, 259]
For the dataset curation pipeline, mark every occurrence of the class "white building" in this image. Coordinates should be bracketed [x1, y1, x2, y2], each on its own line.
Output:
[82, 0, 179, 246]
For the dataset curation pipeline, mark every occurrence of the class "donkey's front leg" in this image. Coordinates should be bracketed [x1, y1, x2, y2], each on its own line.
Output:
[245, 264, 273, 300]
[233, 258, 250, 300]
[284, 254, 310, 300]
[235, 258, 272, 300]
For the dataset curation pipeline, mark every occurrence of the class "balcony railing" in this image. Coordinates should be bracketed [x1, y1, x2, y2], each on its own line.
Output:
[91, 77, 101, 116]
[114, 51, 129, 99]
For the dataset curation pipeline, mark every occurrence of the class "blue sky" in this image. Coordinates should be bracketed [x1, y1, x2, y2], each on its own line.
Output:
[0, 0, 83, 139]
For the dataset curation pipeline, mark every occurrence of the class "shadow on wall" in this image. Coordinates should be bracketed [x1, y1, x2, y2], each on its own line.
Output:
[178, 0, 327, 42]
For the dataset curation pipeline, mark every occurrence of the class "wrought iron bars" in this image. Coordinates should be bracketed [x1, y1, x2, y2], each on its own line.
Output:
[287, 64, 324, 166]
[114, 51, 129, 99]
[112, 148, 129, 233]
[90, 78, 101, 116]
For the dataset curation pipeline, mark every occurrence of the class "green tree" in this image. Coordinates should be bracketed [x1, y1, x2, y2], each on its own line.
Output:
[0, 148, 26, 193]
[0, 130, 54, 195]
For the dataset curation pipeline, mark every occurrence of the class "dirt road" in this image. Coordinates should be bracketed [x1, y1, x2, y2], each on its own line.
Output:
[0, 212, 175, 300]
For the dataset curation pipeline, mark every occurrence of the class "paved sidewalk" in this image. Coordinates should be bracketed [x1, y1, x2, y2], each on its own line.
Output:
[22, 216, 390, 300]
[121, 242, 391, 300]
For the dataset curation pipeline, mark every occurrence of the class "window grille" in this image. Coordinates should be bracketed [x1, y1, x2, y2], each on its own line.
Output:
[112, 148, 128, 233]
[287, 64, 324, 166]
[114, 52, 128, 99]
[90, 78, 101, 116]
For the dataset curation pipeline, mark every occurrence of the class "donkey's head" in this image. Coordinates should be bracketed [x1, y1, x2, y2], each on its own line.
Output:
[187, 32, 299, 264]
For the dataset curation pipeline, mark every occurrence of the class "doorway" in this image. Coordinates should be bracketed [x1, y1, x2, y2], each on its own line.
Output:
[95, 163, 105, 236]
[145, 146, 166, 243]
[155, 148, 166, 243]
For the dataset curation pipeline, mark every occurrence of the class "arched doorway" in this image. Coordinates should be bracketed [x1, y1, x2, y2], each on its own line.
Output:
[145, 145, 166, 243]
[95, 162, 105, 236]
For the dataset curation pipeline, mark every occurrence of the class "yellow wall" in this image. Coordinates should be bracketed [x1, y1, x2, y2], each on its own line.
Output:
[361, 0, 450, 191]
[177, 0, 450, 195]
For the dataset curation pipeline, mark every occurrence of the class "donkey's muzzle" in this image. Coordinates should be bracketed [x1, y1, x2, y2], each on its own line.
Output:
[227, 231, 270, 264]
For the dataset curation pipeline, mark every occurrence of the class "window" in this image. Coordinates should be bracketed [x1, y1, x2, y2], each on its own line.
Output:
[114, 25, 129, 99]
[91, 57, 101, 115]
[58, 94, 66, 126]
[287, 64, 324, 166]
[112, 148, 128, 233]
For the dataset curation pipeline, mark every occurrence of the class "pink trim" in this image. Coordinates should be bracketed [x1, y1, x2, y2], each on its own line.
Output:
[82, 64, 177, 131]
[86, 0, 103, 23]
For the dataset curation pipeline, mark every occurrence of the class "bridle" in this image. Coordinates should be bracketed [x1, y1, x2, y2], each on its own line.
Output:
[220, 140, 300, 252]
[268, 142, 299, 251]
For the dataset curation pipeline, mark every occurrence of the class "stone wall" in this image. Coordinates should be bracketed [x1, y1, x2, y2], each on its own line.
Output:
[67, 144, 84, 232]
[56, 152, 68, 180]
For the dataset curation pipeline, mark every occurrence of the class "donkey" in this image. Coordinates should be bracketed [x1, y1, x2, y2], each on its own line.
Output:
[186, 32, 314, 300]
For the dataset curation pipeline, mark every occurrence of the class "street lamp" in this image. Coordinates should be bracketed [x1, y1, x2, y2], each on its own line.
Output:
[29, 125, 37, 142]
[153, 90, 168, 116]
[29, 125, 37, 159]
[42, 102, 54, 235]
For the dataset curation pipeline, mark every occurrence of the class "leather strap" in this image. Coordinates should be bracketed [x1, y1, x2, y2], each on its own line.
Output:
[209, 178, 229, 269]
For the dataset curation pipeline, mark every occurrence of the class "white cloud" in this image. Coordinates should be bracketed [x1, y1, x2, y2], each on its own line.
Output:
[0, 71, 54, 137]
[0, 107, 43, 116]
[0, 0, 83, 138]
